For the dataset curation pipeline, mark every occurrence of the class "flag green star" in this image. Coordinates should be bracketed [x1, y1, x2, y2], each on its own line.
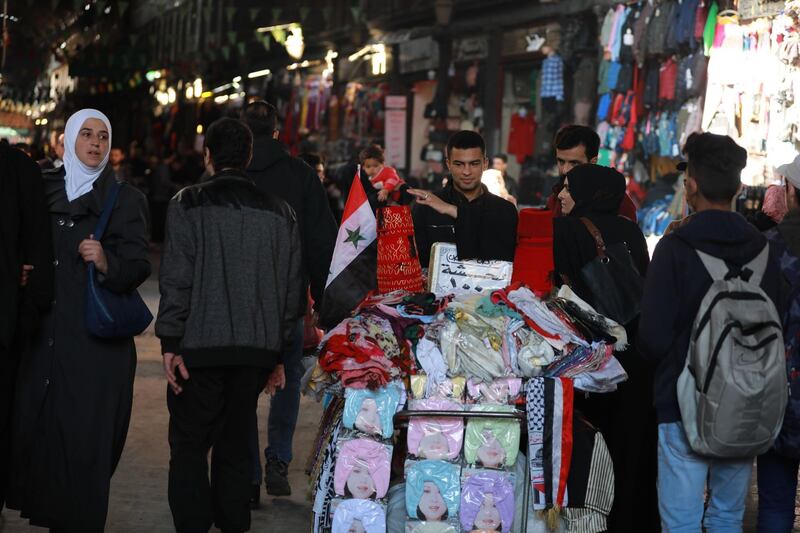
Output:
[344, 226, 366, 249]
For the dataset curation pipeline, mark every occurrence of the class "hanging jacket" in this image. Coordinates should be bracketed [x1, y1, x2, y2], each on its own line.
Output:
[633, 1, 655, 67]
[658, 58, 678, 102]
[676, 0, 702, 50]
[646, 0, 677, 57]
[619, 5, 639, 65]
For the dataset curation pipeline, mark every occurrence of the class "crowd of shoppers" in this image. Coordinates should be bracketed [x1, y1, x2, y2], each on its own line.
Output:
[1, 105, 800, 533]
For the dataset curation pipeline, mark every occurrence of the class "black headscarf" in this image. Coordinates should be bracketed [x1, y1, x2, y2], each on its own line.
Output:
[565, 164, 626, 217]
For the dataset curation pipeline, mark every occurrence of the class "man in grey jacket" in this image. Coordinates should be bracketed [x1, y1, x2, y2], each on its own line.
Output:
[156, 118, 302, 533]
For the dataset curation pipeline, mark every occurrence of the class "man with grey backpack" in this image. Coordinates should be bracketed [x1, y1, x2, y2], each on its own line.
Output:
[639, 132, 784, 532]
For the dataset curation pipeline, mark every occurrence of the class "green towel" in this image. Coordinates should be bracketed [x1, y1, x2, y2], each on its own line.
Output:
[703, 1, 719, 57]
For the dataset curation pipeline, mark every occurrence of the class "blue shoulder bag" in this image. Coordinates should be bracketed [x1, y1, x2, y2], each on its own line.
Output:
[85, 181, 153, 338]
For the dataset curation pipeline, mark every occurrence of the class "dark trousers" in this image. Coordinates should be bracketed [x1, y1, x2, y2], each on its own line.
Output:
[0, 349, 18, 512]
[167, 365, 269, 533]
[757, 448, 800, 533]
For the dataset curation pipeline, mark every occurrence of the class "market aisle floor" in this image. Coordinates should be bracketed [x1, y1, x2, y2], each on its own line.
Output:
[0, 271, 322, 533]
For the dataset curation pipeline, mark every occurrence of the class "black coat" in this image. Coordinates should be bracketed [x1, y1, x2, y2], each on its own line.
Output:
[412, 182, 519, 268]
[8, 166, 150, 531]
[0, 144, 53, 352]
[247, 136, 337, 310]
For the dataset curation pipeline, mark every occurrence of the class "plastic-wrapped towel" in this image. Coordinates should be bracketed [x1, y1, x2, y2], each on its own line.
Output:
[460, 470, 516, 533]
[333, 438, 392, 499]
[407, 398, 464, 461]
[343, 382, 405, 439]
[331, 499, 387, 533]
[405, 460, 461, 521]
[463, 405, 521, 468]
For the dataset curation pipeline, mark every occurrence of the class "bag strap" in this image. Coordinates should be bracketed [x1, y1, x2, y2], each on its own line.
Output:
[696, 244, 769, 285]
[93, 181, 123, 241]
[579, 217, 607, 260]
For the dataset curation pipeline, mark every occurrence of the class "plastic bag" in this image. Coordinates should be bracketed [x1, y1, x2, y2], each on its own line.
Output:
[343, 382, 405, 439]
[407, 398, 464, 461]
[463, 406, 521, 469]
[466, 377, 522, 405]
[410, 375, 466, 401]
[331, 499, 387, 533]
[405, 460, 461, 521]
[333, 438, 392, 500]
[460, 470, 515, 533]
[405, 520, 459, 532]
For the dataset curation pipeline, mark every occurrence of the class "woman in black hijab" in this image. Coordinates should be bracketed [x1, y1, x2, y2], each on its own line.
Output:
[552, 164, 658, 532]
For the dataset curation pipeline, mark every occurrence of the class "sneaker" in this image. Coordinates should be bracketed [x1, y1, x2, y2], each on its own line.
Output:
[264, 456, 291, 496]
[249, 483, 261, 509]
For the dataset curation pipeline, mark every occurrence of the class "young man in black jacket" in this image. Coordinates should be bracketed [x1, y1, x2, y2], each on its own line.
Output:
[409, 130, 518, 267]
[638, 132, 781, 532]
[240, 101, 337, 501]
[156, 118, 302, 533]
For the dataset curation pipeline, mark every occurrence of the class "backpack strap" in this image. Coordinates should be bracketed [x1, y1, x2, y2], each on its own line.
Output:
[695, 244, 769, 285]
[742, 244, 770, 287]
[93, 180, 123, 241]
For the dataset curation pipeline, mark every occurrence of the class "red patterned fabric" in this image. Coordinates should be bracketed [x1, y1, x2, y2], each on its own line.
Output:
[376, 206, 424, 293]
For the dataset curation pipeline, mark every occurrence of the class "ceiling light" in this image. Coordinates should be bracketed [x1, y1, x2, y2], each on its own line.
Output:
[247, 68, 271, 79]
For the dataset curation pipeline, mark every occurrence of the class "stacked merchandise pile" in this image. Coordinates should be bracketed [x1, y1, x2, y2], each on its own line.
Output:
[306, 286, 626, 533]
[595, 1, 711, 175]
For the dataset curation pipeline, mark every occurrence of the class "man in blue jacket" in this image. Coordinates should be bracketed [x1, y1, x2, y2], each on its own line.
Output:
[638, 132, 781, 532]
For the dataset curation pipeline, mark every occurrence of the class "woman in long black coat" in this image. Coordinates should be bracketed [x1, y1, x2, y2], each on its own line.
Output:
[552, 164, 659, 532]
[7, 109, 150, 532]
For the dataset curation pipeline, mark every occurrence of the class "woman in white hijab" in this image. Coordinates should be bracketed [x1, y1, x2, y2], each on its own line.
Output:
[6, 109, 151, 532]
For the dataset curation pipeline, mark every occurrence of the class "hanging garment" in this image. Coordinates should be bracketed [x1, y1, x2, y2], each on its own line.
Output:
[507, 112, 537, 164]
[376, 206, 424, 294]
[658, 58, 678, 101]
[540, 54, 565, 101]
[633, 1, 655, 67]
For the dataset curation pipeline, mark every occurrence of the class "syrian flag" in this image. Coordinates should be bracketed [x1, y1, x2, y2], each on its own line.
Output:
[319, 167, 377, 329]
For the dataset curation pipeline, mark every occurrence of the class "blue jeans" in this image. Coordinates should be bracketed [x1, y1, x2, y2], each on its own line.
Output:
[657, 422, 752, 533]
[757, 448, 800, 532]
[249, 318, 305, 484]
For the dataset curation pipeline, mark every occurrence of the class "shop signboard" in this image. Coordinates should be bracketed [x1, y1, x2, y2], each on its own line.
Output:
[385, 95, 407, 170]
[398, 36, 439, 74]
[501, 23, 560, 57]
[453, 36, 489, 62]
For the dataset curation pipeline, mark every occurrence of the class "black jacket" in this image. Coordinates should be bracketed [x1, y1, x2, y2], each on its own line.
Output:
[156, 170, 303, 368]
[412, 182, 518, 268]
[638, 210, 782, 423]
[247, 136, 337, 310]
[0, 144, 53, 351]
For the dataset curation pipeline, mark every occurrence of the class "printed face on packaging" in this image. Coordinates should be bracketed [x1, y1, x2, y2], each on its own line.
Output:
[418, 424, 450, 459]
[418, 481, 447, 521]
[346, 464, 376, 499]
[474, 493, 502, 531]
[348, 519, 366, 533]
[355, 398, 382, 435]
[477, 430, 506, 468]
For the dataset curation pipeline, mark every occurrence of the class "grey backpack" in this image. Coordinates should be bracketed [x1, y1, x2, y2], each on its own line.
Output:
[677, 245, 786, 458]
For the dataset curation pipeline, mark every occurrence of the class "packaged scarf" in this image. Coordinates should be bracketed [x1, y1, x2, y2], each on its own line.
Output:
[466, 377, 523, 405]
[405, 460, 461, 521]
[463, 405, 521, 468]
[459, 470, 515, 533]
[331, 499, 387, 533]
[343, 382, 405, 439]
[333, 438, 392, 499]
[407, 398, 464, 461]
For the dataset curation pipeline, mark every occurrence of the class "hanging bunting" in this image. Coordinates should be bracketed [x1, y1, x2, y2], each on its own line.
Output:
[299, 7, 310, 22]
[271, 8, 282, 23]
[96, 0, 105, 13]
[73, 0, 82, 12]
[249, 7, 260, 23]
[52, 0, 59, 10]
[226, 6, 236, 24]
[237, 42, 246, 56]
[118, 1, 129, 16]
[322, 7, 333, 25]
[227, 31, 237, 45]
[350, 6, 362, 24]
[260, 35, 271, 52]
[221, 46, 230, 61]
[271, 28, 286, 45]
